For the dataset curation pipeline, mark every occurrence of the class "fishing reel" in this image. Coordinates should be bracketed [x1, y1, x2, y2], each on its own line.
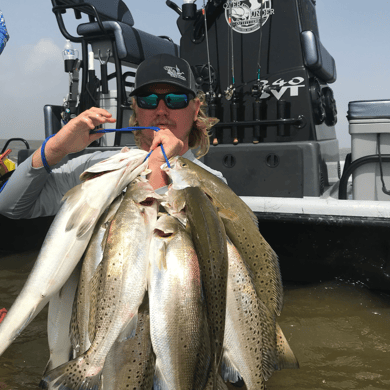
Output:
[322, 86, 337, 127]
[224, 85, 235, 101]
[251, 82, 263, 100]
[194, 64, 218, 92]
[309, 77, 326, 125]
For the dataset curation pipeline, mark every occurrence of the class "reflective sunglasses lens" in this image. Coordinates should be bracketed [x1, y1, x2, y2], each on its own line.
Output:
[165, 94, 189, 109]
[137, 94, 158, 109]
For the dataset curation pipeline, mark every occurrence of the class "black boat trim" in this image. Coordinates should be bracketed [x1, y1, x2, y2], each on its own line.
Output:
[1, 138, 30, 155]
[255, 211, 390, 227]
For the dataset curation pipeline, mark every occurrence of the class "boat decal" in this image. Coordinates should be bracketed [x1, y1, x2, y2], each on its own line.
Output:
[260, 77, 306, 100]
[224, 0, 274, 34]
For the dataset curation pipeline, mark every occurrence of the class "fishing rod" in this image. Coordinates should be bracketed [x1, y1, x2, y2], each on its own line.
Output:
[224, 0, 239, 145]
[252, 0, 265, 144]
[224, 0, 235, 102]
[201, 0, 219, 146]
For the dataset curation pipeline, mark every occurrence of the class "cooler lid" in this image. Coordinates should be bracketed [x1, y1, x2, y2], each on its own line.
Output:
[348, 100, 390, 120]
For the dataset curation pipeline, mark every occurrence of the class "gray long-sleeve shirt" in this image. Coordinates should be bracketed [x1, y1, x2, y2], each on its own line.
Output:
[0, 149, 226, 219]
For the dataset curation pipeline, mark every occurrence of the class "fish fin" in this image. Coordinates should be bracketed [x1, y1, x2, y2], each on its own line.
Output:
[275, 322, 299, 370]
[218, 208, 239, 222]
[69, 286, 80, 355]
[61, 183, 83, 204]
[155, 241, 168, 271]
[204, 370, 228, 390]
[117, 314, 138, 342]
[220, 352, 242, 383]
[41, 355, 102, 390]
[65, 201, 100, 238]
[153, 365, 170, 390]
[11, 307, 36, 341]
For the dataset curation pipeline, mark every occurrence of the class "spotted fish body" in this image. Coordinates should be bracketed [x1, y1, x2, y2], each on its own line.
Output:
[164, 157, 283, 317]
[148, 214, 211, 390]
[182, 186, 228, 388]
[101, 295, 156, 390]
[0, 148, 148, 359]
[222, 239, 278, 390]
[70, 195, 123, 356]
[41, 178, 160, 390]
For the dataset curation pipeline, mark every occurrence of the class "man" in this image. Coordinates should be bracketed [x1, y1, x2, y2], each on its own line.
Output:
[0, 54, 224, 219]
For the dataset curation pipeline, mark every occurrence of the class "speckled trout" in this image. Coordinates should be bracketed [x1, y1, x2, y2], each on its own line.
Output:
[70, 194, 123, 356]
[41, 177, 160, 390]
[164, 156, 283, 317]
[0, 148, 148, 358]
[148, 214, 211, 390]
[100, 294, 155, 390]
[222, 239, 298, 390]
[181, 186, 228, 389]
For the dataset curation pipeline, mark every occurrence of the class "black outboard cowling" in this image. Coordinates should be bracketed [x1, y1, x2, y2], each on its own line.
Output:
[177, 0, 339, 197]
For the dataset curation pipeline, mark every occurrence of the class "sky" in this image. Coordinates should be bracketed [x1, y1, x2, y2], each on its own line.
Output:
[1, 0, 390, 148]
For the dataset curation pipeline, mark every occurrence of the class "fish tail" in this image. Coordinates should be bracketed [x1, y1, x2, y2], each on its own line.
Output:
[220, 354, 242, 383]
[204, 370, 228, 390]
[153, 366, 170, 390]
[275, 323, 299, 370]
[40, 354, 102, 390]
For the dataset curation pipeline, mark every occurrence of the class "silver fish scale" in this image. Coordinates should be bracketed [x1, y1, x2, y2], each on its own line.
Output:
[225, 218, 282, 316]
[101, 296, 155, 389]
[42, 179, 159, 389]
[223, 240, 277, 390]
[71, 195, 123, 357]
[182, 186, 229, 387]
[149, 214, 211, 389]
[165, 157, 283, 317]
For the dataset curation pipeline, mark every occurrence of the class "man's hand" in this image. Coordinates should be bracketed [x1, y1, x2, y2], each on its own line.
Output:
[32, 108, 116, 169]
[146, 128, 187, 189]
[148, 127, 185, 164]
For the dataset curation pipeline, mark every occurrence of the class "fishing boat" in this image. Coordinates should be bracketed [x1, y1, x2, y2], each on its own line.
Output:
[1, 0, 390, 291]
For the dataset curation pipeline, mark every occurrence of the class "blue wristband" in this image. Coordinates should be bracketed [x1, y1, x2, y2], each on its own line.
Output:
[41, 134, 56, 174]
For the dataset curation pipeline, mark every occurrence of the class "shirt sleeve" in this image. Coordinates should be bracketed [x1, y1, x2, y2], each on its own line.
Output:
[0, 150, 119, 219]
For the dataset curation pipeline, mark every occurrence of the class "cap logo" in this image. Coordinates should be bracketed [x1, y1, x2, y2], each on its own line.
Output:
[163, 65, 186, 81]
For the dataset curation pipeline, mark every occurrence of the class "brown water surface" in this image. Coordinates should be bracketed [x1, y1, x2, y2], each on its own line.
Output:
[0, 249, 389, 389]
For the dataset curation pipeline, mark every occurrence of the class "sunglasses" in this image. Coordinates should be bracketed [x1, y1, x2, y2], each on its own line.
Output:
[136, 93, 194, 110]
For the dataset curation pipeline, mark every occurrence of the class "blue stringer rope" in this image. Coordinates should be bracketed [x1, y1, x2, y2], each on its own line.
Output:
[0, 126, 171, 194]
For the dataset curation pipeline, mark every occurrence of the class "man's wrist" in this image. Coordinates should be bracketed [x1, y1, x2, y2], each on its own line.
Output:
[32, 135, 68, 169]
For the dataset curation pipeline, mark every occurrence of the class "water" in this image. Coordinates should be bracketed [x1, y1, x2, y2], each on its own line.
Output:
[1, 142, 388, 388]
[0, 248, 389, 389]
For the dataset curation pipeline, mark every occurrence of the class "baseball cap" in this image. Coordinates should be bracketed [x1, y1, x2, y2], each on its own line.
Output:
[129, 53, 197, 97]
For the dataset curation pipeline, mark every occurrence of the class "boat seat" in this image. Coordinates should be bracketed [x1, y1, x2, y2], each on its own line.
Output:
[77, 22, 179, 65]
[301, 30, 337, 84]
[53, 0, 135, 25]
[348, 100, 390, 120]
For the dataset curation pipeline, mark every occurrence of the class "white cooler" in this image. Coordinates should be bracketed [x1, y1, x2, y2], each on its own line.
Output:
[348, 100, 390, 201]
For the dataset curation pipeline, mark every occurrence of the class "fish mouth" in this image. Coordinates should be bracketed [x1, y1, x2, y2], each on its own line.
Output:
[140, 197, 157, 206]
[161, 156, 179, 172]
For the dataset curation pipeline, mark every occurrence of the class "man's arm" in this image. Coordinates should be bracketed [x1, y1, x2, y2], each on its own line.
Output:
[0, 107, 116, 219]
[0, 150, 119, 219]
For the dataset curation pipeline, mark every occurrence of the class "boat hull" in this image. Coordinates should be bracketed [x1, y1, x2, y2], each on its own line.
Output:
[2, 202, 390, 291]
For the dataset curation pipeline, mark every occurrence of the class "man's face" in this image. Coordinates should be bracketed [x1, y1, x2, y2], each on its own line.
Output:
[134, 83, 200, 152]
